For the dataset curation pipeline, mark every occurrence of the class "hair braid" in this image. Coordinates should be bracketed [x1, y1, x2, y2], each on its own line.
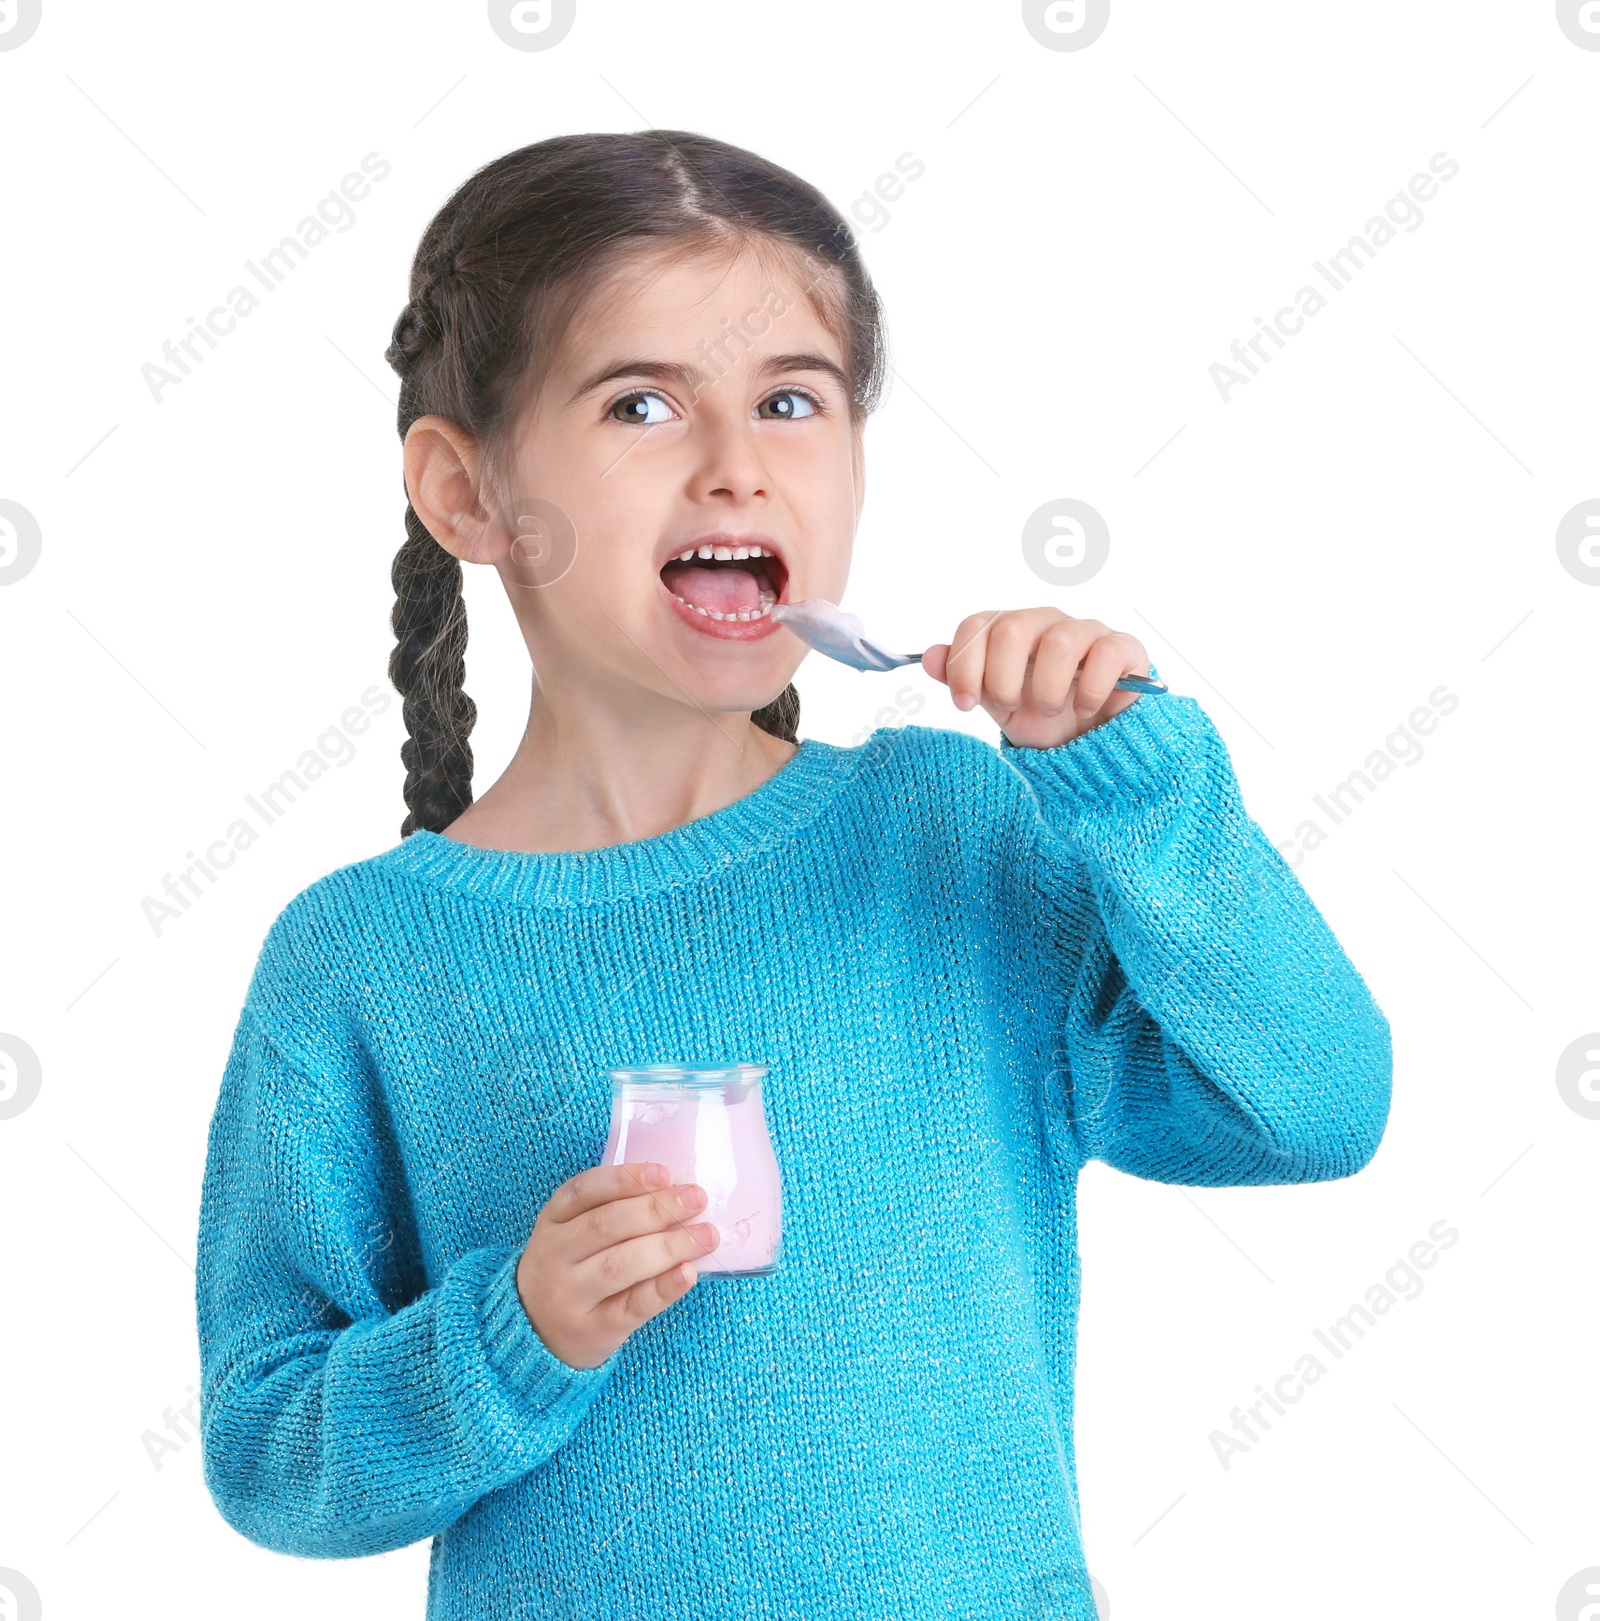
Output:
[750, 682, 799, 744]
[388, 499, 477, 837]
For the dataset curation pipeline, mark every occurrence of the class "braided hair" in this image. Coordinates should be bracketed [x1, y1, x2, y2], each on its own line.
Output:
[382, 131, 889, 838]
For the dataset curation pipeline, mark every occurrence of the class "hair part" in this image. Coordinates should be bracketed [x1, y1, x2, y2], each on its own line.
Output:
[383, 130, 890, 838]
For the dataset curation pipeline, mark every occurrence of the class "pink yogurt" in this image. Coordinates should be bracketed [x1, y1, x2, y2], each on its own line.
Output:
[600, 1064, 783, 1276]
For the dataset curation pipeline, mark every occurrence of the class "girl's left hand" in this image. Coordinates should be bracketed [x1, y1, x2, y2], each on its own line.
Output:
[921, 608, 1152, 750]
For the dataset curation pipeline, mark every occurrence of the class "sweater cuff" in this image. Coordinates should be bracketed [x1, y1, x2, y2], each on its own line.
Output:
[999, 688, 1206, 810]
[474, 1245, 614, 1409]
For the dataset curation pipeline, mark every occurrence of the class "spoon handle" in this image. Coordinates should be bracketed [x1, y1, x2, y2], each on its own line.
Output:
[900, 651, 1168, 696]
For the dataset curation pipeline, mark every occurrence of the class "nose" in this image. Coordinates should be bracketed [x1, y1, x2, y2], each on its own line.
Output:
[687, 408, 771, 506]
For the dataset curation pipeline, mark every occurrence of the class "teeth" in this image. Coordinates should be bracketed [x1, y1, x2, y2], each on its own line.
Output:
[667, 587, 779, 623]
[673, 544, 776, 563]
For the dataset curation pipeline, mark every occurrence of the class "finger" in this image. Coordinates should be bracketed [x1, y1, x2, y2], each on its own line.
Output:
[545, 1161, 671, 1226]
[577, 1219, 721, 1314]
[1072, 633, 1146, 717]
[557, 1178, 712, 1266]
[1028, 618, 1103, 717]
[979, 610, 1083, 714]
[607, 1251, 706, 1329]
[943, 610, 1003, 709]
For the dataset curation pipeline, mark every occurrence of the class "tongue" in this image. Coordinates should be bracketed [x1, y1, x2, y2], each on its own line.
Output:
[661, 560, 763, 614]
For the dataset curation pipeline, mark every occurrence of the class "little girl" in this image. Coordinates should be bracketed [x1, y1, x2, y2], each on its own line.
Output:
[195, 131, 1392, 1620]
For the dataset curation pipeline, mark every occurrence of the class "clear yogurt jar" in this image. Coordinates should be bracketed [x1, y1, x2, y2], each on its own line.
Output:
[600, 1063, 783, 1277]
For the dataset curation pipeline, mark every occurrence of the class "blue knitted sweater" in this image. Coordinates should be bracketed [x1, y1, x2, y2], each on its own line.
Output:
[194, 691, 1392, 1620]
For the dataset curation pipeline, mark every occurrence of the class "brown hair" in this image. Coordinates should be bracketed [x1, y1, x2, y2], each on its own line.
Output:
[382, 130, 890, 838]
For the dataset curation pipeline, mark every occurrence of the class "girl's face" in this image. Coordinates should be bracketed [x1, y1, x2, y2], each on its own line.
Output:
[489, 242, 865, 719]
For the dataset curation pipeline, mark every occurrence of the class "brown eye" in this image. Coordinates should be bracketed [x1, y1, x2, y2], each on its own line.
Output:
[610, 390, 674, 426]
[756, 389, 821, 421]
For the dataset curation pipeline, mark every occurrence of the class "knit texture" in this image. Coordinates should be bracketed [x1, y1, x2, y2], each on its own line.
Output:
[194, 691, 1392, 1619]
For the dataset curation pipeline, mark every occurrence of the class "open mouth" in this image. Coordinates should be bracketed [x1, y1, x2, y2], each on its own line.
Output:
[659, 542, 788, 624]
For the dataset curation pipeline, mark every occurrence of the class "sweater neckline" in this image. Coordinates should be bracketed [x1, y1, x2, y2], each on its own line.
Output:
[376, 735, 861, 908]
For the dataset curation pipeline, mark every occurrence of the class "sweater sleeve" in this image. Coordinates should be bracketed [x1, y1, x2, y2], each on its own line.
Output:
[997, 692, 1393, 1186]
[195, 1001, 618, 1559]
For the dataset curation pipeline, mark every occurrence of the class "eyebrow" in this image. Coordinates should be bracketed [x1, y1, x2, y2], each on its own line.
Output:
[568, 351, 851, 406]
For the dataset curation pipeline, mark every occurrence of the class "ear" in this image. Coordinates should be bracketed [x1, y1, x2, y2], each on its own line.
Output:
[402, 416, 508, 565]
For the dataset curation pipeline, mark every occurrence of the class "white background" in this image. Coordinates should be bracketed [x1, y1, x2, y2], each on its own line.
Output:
[1, 2, 1596, 1617]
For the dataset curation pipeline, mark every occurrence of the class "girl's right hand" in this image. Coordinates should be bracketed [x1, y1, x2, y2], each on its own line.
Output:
[514, 1162, 720, 1371]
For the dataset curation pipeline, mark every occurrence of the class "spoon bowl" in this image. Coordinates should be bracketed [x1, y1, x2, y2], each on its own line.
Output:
[768, 598, 913, 672]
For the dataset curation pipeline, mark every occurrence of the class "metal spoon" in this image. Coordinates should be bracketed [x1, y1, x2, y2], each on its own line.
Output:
[769, 597, 1169, 694]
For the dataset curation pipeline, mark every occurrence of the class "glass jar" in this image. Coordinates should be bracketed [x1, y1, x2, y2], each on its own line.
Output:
[600, 1063, 783, 1278]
